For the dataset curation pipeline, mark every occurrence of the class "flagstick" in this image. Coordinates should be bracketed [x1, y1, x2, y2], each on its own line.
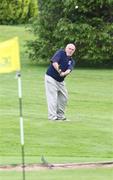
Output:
[17, 71, 25, 180]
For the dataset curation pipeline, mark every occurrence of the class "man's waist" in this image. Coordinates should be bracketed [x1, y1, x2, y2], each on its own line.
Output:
[46, 72, 64, 82]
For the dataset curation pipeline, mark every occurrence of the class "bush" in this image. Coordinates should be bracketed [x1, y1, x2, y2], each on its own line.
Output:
[0, 0, 38, 24]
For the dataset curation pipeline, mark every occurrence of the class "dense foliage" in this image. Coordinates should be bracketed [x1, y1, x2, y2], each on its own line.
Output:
[0, 0, 38, 24]
[27, 0, 113, 67]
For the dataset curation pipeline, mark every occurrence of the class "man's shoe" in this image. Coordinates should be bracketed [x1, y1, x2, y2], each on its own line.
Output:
[57, 117, 71, 121]
[49, 117, 70, 122]
[57, 117, 67, 120]
[49, 117, 62, 121]
[49, 117, 57, 121]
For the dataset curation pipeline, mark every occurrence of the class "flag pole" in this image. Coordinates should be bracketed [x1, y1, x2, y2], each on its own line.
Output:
[16, 71, 25, 180]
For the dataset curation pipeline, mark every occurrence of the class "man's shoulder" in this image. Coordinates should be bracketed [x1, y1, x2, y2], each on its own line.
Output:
[55, 49, 65, 55]
[51, 49, 65, 61]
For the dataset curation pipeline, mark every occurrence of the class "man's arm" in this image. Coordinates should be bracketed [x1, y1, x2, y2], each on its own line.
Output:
[53, 62, 71, 77]
[60, 69, 71, 77]
[52, 62, 62, 74]
[53, 62, 71, 76]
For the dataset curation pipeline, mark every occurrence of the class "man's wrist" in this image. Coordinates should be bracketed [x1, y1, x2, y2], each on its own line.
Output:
[58, 69, 62, 74]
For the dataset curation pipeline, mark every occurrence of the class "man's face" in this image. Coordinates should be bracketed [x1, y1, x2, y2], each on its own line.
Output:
[65, 44, 76, 56]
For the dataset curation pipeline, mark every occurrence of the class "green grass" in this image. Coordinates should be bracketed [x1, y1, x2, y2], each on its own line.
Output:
[0, 68, 112, 161]
[0, 168, 113, 180]
[0, 25, 113, 179]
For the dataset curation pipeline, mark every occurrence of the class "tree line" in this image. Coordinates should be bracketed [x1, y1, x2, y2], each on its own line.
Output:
[0, 0, 113, 67]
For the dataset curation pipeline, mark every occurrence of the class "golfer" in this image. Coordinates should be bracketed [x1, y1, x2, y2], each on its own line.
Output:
[45, 43, 76, 121]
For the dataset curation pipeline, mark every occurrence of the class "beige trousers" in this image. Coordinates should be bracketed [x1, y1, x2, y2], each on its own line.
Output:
[45, 74, 68, 120]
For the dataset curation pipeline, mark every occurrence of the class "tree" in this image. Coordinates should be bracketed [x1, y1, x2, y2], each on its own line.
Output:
[0, 0, 38, 24]
[27, 0, 113, 67]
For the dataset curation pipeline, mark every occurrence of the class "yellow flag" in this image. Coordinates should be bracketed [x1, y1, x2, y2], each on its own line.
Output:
[0, 37, 20, 73]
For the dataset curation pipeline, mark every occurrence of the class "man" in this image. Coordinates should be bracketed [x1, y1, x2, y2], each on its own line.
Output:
[45, 43, 76, 121]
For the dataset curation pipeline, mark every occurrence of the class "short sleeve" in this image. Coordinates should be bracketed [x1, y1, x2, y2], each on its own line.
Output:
[51, 50, 62, 63]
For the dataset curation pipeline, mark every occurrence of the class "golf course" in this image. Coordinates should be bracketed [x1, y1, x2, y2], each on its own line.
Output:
[0, 25, 113, 180]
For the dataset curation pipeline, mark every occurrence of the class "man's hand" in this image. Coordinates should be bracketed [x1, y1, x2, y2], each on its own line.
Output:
[60, 72, 65, 77]
[53, 62, 61, 74]
[58, 69, 62, 74]
[60, 69, 71, 77]
[52, 62, 71, 77]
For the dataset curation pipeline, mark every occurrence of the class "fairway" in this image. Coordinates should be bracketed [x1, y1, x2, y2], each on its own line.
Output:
[0, 25, 113, 179]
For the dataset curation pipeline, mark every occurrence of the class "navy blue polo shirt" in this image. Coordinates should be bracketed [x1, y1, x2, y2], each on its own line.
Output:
[46, 49, 75, 82]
